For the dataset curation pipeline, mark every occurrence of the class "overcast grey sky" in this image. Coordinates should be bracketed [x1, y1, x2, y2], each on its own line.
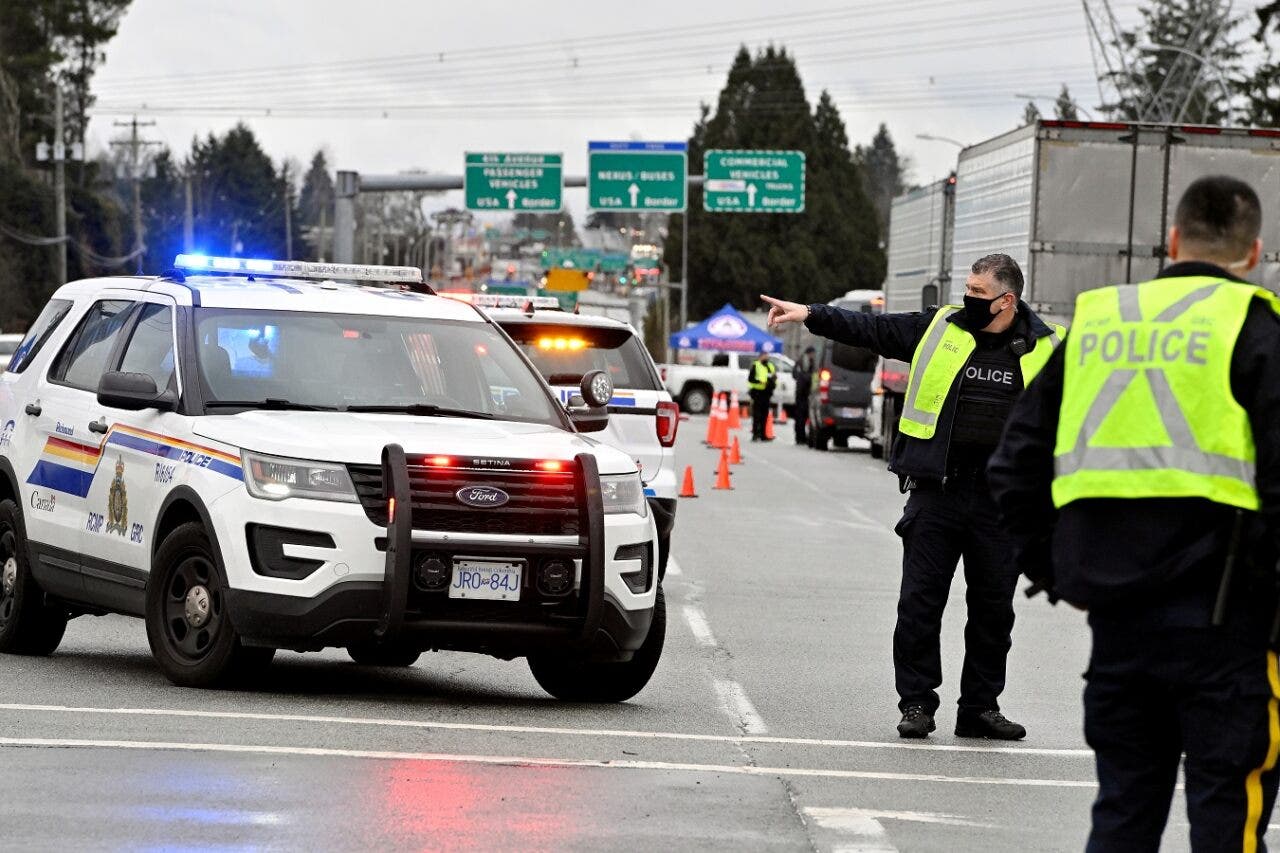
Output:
[85, 0, 1147, 221]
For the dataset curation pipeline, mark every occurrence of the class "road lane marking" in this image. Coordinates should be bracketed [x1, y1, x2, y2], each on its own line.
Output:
[0, 703, 1094, 756]
[803, 807, 994, 853]
[714, 680, 768, 735]
[0, 737, 1098, 787]
[749, 452, 885, 530]
[665, 558, 683, 577]
[682, 605, 718, 647]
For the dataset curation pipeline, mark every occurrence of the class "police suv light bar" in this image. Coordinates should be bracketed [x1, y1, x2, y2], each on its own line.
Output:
[174, 254, 423, 285]
[442, 293, 563, 311]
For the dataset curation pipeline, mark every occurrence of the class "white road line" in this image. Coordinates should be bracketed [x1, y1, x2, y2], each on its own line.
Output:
[804, 807, 994, 853]
[665, 557, 683, 577]
[0, 703, 1093, 756]
[682, 604, 719, 647]
[714, 680, 769, 735]
[749, 452, 885, 531]
[0, 737, 1097, 787]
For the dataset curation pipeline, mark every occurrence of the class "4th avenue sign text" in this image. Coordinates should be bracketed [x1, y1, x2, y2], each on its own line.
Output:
[465, 153, 563, 212]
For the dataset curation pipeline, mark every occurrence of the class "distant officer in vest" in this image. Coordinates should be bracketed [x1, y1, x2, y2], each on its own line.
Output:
[747, 351, 778, 441]
[989, 175, 1280, 851]
[762, 254, 1063, 740]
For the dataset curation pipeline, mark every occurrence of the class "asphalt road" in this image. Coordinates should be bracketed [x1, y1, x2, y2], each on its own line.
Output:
[0, 417, 1243, 851]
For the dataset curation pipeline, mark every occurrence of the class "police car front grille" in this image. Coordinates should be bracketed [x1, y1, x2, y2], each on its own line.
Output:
[346, 464, 581, 536]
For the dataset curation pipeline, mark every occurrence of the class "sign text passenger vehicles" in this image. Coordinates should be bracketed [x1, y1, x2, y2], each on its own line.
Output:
[0, 257, 664, 702]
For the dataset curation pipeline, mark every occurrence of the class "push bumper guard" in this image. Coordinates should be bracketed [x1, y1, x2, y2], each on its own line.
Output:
[374, 445, 606, 647]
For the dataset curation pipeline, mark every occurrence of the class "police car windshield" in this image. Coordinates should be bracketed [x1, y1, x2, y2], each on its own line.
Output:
[504, 323, 661, 391]
[193, 309, 563, 426]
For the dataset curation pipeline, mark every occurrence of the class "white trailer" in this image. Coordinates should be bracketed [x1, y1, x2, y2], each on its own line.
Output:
[883, 174, 955, 313]
[949, 120, 1280, 323]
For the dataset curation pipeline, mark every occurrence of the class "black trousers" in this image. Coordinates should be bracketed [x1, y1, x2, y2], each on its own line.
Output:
[1084, 622, 1280, 852]
[892, 479, 1020, 714]
[749, 389, 771, 439]
[794, 393, 809, 443]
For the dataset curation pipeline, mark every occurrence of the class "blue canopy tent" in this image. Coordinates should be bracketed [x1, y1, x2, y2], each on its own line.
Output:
[669, 303, 783, 354]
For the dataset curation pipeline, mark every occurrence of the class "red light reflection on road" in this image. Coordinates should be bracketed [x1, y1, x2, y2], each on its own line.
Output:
[375, 759, 575, 851]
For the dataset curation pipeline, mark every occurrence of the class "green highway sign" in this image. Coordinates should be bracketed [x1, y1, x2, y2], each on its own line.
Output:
[587, 141, 687, 212]
[465, 152, 562, 212]
[703, 149, 806, 213]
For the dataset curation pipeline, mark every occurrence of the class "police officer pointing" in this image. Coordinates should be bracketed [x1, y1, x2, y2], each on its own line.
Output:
[990, 176, 1280, 850]
[763, 254, 1063, 739]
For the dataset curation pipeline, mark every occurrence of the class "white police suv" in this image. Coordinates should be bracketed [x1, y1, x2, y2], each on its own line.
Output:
[470, 296, 679, 577]
[0, 256, 664, 701]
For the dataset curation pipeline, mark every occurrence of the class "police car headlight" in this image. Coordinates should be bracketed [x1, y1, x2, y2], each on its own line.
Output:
[600, 474, 646, 517]
[243, 451, 358, 503]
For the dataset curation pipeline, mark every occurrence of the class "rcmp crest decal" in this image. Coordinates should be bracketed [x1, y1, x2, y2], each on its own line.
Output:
[105, 456, 128, 535]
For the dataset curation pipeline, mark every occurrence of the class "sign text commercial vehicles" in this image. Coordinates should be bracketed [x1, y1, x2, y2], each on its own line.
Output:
[0, 258, 664, 702]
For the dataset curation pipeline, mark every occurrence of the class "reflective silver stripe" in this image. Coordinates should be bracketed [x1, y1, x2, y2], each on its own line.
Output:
[900, 307, 960, 429]
[1118, 286, 1142, 322]
[1055, 364, 1254, 485]
[1153, 283, 1221, 323]
[1048, 330, 1062, 348]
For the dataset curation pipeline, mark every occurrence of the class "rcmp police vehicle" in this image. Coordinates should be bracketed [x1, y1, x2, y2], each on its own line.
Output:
[467, 295, 679, 577]
[0, 256, 664, 701]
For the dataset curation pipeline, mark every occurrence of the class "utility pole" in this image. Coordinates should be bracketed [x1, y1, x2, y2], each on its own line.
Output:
[53, 88, 66, 285]
[183, 169, 194, 252]
[111, 116, 159, 269]
[282, 163, 293, 260]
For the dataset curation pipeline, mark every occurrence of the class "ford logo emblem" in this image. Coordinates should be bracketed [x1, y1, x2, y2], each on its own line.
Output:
[456, 486, 510, 508]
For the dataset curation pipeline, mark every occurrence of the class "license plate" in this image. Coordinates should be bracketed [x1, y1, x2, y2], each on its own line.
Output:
[839, 406, 865, 418]
[448, 559, 523, 601]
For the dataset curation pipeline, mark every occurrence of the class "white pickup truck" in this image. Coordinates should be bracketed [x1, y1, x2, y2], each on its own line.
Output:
[659, 352, 797, 415]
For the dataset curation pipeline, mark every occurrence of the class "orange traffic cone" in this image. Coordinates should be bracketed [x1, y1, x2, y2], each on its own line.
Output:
[777, 406, 788, 425]
[710, 395, 729, 449]
[703, 396, 718, 444]
[713, 449, 733, 490]
[727, 392, 742, 430]
[679, 465, 699, 498]
[729, 434, 743, 465]
[765, 409, 776, 441]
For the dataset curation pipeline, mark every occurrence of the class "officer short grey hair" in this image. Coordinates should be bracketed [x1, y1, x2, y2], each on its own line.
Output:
[971, 254, 1025, 298]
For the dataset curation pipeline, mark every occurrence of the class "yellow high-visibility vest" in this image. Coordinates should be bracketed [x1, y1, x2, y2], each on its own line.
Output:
[898, 307, 1064, 440]
[1052, 276, 1276, 510]
[747, 359, 776, 391]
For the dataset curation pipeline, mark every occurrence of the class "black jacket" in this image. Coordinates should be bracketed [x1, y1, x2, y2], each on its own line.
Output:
[988, 262, 1280, 640]
[805, 300, 1058, 482]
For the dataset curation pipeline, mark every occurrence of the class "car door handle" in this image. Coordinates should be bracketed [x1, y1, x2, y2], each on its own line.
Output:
[88, 418, 109, 434]
[23, 402, 40, 417]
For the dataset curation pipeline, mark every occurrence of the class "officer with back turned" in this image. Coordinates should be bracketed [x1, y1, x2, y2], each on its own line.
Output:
[763, 253, 1063, 739]
[990, 176, 1280, 850]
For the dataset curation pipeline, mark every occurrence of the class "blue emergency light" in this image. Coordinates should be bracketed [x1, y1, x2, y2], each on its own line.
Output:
[173, 254, 424, 285]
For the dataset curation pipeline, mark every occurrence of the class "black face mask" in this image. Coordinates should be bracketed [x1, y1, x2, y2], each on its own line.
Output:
[962, 294, 1006, 331]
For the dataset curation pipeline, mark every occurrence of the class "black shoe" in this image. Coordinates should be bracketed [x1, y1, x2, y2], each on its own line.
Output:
[955, 710, 1026, 740]
[897, 705, 936, 739]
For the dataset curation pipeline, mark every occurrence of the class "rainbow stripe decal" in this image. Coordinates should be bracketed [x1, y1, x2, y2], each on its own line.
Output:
[27, 425, 241, 498]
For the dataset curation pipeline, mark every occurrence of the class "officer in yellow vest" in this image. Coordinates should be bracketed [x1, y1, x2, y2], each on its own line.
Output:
[989, 175, 1280, 851]
[747, 351, 778, 441]
[762, 253, 1063, 740]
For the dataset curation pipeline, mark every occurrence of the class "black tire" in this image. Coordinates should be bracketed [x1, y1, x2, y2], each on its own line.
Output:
[528, 586, 666, 703]
[145, 522, 274, 688]
[657, 535, 670, 581]
[0, 498, 67, 656]
[813, 428, 831, 451]
[348, 640, 421, 667]
[680, 385, 712, 415]
[869, 440, 884, 460]
[833, 434, 850, 449]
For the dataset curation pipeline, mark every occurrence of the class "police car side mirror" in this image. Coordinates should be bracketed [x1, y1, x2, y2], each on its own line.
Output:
[97, 371, 176, 412]
[580, 369, 613, 408]
[567, 371, 611, 434]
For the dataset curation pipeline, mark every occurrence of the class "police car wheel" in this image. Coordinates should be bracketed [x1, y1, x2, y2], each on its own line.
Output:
[0, 498, 67, 656]
[347, 640, 421, 667]
[527, 586, 666, 703]
[145, 522, 274, 688]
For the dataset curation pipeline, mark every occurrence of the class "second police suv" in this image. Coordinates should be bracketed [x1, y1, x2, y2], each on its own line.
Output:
[0, 256, 665, 701]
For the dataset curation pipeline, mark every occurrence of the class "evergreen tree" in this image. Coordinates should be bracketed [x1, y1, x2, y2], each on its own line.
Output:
[1055, 85, 1080, 120]
[854, 123, 907, 234]
[188, 124, 287, 260]
[296, 150, 333, 260]
[1105, 0, 1242, 123]
[1243, 3, 1280, 126]
[1023, 100, 1042, 125]
[138, 148, 184, 273]
[666, 47, 884, 320]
